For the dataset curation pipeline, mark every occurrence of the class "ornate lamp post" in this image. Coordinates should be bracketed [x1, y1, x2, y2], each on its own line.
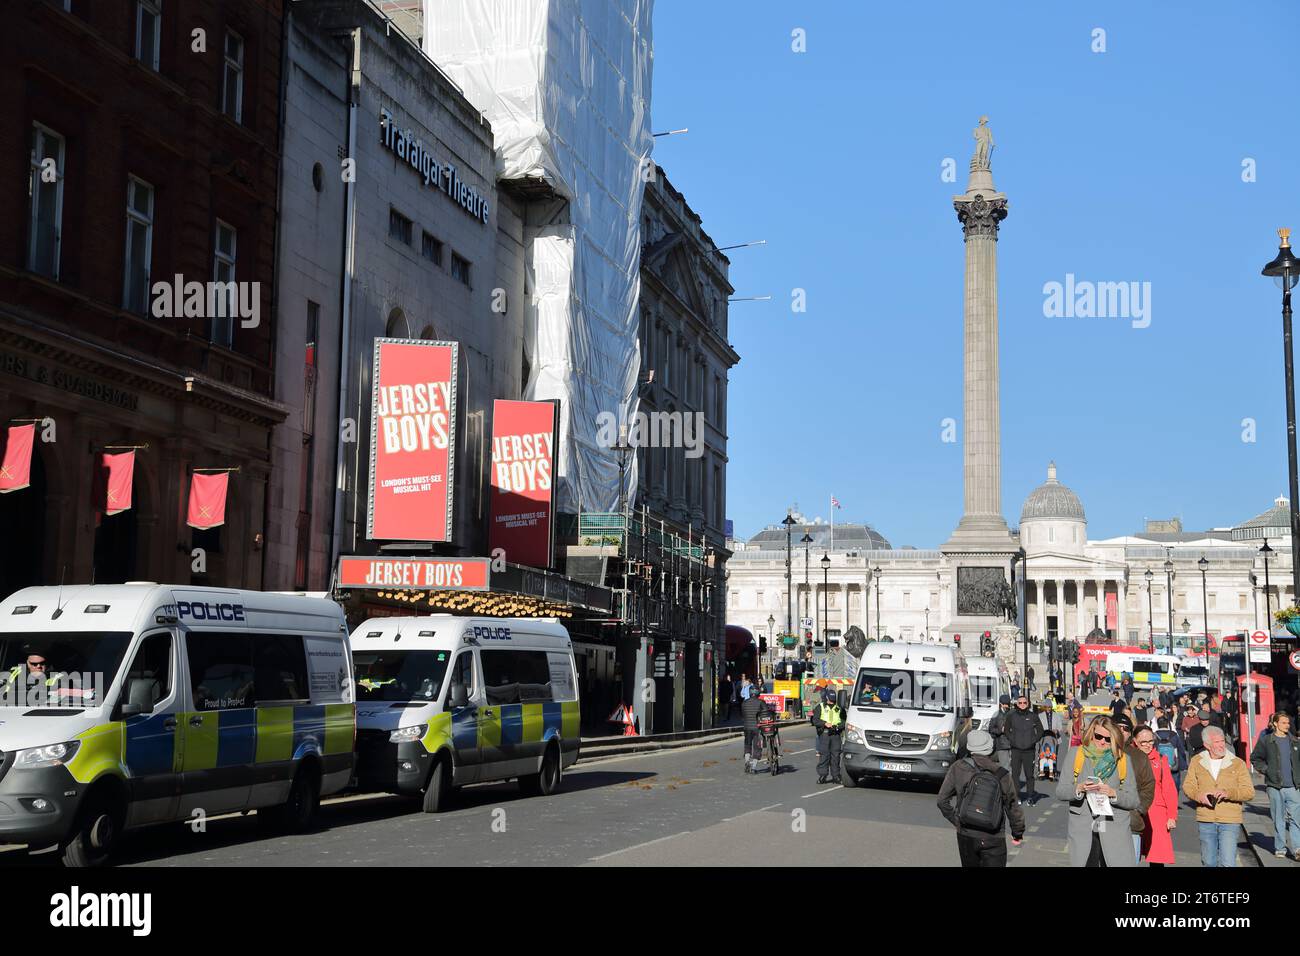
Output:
[1144, 568, 1154, 651]
[801, 532, 814, 636]
[872, 565, 882, 640]
[1261, 229, 1300, 601]
[1198, 555, 1210, 650]
[1261, 540, 1274, 631]
[782, 513, 796, 653]
[767, 614, 775, 673]
[865, 566, 874, 641]
[1164, 554, 1175, 656]
[820, 553, 832, 646]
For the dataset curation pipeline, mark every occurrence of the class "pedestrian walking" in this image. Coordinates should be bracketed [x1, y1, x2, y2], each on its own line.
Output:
[1121, 675, 1135, 704]
[1187, 709, 1212, 757]
[1114, 714, 1156, 864]
[1154, 712, 1188, 793]
[1182, 726, 1254, 867]
[1057, 715, 1141, 867]
[720, 674, 734, 720]
[1249, 711, 1300, 860]
[1010, 674, 1022, 701]
[1068, 705, 1085, 748]
[988, 694, 1013, 771]
[1133, 698, 1149, 725]
[937, 729, 1025, 867]
[1026, 665, 1036, 691]
[1109, 691, 1125, 718]
[810, 687, 844, 784]
[1005, 694, 1044, 804]
[1132, 725, 1178, 866]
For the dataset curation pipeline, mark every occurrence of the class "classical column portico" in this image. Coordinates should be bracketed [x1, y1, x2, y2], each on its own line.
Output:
[1057, 578, 1068, 639]
[1037, 580, 1047, 642]
[1118, 579, 1128, 640]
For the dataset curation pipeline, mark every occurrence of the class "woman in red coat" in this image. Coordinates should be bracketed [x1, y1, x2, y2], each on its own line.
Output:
[1132, 724, 1179, 865]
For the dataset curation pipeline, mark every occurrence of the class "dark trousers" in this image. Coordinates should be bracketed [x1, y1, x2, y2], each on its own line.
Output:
[1009, 748, 1036, 800]
[1086, 831, 1108, 867]
[816, 732, 842, 780]
[957, 832, 1008, 867]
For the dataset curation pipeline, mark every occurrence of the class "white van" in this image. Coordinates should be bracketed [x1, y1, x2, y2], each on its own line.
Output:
[840, 641, 973, 786]
[0, 584, 354, 866]
[1105, 652, 1180, 688]
[966, 655, 1010, 730]
[350, 615, 579, 811]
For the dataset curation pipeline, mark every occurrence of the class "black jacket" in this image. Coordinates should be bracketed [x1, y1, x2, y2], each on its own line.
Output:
[1005, 707, 1044, 751]
[1251, 732, 1300, 789]
[987, 708, 1013, 751]
[741, 694, 772, 732]
[936, 754, 1026, 840]
[1187, 722, 1207, 756]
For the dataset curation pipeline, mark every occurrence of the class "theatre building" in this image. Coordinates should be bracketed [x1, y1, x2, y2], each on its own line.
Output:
[0, 0, 286, 597]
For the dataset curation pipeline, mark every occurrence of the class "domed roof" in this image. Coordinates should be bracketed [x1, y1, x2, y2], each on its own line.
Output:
[1020, 461, 1085, 522]
[748, 518, 891, 551]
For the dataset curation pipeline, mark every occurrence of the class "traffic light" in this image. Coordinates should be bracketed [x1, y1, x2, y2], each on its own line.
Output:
[759, 634, 768, 656]
[1049, 634, 1058, 661]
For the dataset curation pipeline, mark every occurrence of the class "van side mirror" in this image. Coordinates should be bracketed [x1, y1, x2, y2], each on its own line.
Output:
[124, 678, 157, 716]
[447, 682, 469, 709]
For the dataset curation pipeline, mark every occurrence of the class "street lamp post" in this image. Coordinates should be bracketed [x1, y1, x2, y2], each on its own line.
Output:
[1261, 228, 1300, 602]
[872, 565, 882, 640]
[767, 614, 775, 674]
[1144, 568, 1154, 651]
[1261, 540, 1274, 634]
[1198, 556, 1210, 651]
[821, 553, 832, 647]
[1164, 554, 1175, 656]
[801, 532, 814, 640]
[924, 607, 930, 642]
[782, 513, 796, 657]
[865, 566, 874, 641]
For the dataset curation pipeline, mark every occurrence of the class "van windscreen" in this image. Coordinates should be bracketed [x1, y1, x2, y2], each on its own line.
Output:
[852, 667, 955, 712]
[0, 631, 133, 708]
[354, 649, 450, 702]
[970, 675, 999, 708]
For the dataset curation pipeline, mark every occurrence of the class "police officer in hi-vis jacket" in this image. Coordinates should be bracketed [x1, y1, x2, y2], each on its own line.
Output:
[811, 688, 845, 784]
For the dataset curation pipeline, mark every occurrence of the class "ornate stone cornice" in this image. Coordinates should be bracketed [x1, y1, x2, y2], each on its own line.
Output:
[954, 194, 1008, 241]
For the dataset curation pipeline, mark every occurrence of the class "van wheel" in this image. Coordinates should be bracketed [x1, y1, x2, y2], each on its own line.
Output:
[263, 767, 320, 832]
[61, 797, 123, 868]
[421, 756, 451, 813]
[520, 743, 561, 797]
[840, 768, 858, 788]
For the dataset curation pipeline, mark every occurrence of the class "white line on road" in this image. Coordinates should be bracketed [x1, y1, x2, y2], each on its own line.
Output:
[587, 829, 692, 861]
[800, 785, 844, 799]
[787, 748, 814, 755]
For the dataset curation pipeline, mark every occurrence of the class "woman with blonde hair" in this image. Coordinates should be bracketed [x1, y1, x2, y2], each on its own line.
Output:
[1057, 715, 1141, 866]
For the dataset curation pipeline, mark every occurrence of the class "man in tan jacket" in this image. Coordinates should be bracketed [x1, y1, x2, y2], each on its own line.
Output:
[1182, 726, 1255, 867]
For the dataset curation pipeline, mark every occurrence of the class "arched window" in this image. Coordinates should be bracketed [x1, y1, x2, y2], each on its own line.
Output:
[385, 308, 411, 338]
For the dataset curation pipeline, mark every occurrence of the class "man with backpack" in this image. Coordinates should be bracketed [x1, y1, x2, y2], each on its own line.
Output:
[937, 729, 1025, 866]
[1154, 713, 1188, 790]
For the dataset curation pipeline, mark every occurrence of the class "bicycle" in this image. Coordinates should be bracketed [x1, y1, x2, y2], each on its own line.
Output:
[756, 716, 781, 775]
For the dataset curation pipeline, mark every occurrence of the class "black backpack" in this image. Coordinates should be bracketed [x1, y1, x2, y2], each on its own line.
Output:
[958, 759, 1008, 833]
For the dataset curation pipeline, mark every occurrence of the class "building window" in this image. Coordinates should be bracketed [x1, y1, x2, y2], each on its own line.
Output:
[450, 252, 471, 286]
[211, 219, 237, 347]
[1208, 592, 1216, 610]
[1239, 593, 1247, 611]
[903, 591, 911, 609]
[136, 0, 162, 71]
[756, 590, 764, 607]
[1048, 526, 1055, 543]
[222, 30, 244, 122]
[421, 231, 443, 265]
[123, 176, 154, 313]
[27, 124, 65, 279]
[388, 207, 412, 245]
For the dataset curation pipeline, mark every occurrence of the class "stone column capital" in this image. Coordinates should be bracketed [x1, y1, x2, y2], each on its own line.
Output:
[953, 193, 1008, 241]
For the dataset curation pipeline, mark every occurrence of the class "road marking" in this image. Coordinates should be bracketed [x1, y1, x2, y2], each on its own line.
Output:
[1028, 825, 1040, 833]
[787, 748, 814, 755]
[587, 829, 692, 861]
[800, 785, 844, 798]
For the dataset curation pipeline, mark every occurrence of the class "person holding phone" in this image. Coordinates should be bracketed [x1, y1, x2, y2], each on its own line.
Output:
[1057, 715, 1141, 866]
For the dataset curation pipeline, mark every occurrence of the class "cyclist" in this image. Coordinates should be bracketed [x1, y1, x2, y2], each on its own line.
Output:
[741, 683, 773, 774]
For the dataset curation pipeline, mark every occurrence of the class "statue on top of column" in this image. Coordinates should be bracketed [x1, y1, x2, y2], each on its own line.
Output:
[971, 116, 994, 171]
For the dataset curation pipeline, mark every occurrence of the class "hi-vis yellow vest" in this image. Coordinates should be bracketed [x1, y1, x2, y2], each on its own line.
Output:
[1073, 747, 1127, 783]
[818, 703, 843, 728]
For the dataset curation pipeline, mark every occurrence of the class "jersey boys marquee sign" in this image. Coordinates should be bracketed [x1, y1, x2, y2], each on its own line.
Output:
[379, 108, 490, 224]
[488, 399, 558, 569]
[336, 556, 489, 590]
[366, 339, 458, 542]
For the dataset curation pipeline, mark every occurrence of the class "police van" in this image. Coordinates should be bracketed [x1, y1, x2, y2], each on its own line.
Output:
[840, 641, 973, 787]
[0, 584, 354, 866]
[350, 615, 579, 812]
[966, 654, 1010, 730]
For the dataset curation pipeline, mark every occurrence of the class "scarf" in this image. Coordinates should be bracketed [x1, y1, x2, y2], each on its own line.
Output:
[1082, 743, 1119, 780]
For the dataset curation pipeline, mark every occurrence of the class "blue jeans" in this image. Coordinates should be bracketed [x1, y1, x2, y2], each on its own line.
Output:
[1267, 787, 1300, 854]
[1198, 822, 1238, 867]
[1132, 832, 1142, 865]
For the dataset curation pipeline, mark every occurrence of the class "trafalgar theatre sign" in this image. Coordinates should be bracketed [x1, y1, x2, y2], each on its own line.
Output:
[380, 108, 490, 224]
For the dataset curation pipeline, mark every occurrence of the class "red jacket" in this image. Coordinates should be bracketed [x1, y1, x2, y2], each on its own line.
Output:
[1140, 748, 1179, 865]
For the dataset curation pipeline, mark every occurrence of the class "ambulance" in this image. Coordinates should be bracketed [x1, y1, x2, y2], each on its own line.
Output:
[0, 584, 354, 866]
[350, 615, 579, 811]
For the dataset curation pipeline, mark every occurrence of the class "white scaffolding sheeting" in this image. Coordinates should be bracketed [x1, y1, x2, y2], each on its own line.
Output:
[424, 0, 654, 513]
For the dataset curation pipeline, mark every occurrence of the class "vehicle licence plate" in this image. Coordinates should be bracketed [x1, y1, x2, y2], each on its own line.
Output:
[880, 761, 911, 773]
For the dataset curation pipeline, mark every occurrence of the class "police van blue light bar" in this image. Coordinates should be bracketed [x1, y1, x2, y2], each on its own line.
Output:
[12, 605, 36, 615]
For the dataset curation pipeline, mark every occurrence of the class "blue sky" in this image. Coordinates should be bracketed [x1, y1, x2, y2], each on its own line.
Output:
[649, 0, 1300, 547]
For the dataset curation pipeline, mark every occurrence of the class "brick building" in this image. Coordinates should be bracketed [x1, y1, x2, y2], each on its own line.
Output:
[0, 0, 286, 594]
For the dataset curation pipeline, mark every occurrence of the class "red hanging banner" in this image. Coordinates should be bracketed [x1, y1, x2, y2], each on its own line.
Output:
[187, 472, 230, 530]
[98, 451, 136, 516]
[0, 424, 36, 493]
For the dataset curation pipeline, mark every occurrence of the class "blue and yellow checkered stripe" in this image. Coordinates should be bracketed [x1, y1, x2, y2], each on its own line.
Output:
[472, 700, 579, 749]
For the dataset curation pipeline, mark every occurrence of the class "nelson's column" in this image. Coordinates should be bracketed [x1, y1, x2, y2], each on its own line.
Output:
[941, 117, 1021, 653]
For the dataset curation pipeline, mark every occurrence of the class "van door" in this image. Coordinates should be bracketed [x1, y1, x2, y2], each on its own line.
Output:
[178, 631, 254, 817]
[479, 646, 554, 780]
[120, 630, 183, 826]
[447, 649, 480, 785]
